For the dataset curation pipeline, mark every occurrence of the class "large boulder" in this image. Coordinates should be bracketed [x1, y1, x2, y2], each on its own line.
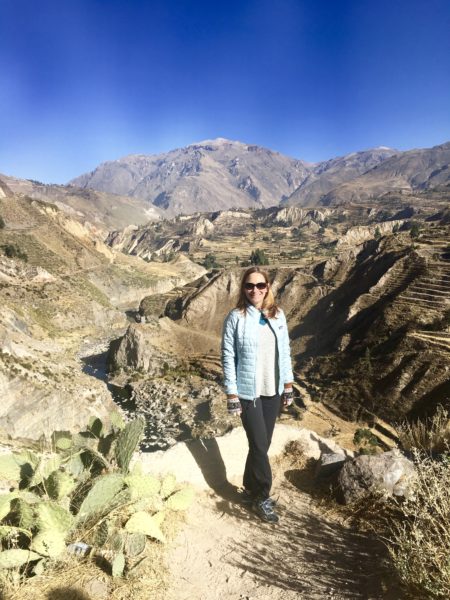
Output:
[337, 449, 415, 504]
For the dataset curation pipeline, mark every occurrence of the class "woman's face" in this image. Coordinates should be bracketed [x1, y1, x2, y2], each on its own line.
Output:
[243, 272, 268, 309]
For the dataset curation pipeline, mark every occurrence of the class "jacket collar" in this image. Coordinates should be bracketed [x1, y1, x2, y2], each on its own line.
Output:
[246, 304, 263, 318]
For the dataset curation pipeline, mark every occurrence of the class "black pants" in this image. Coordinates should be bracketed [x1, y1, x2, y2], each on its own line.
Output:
[240, 394, 281, 500]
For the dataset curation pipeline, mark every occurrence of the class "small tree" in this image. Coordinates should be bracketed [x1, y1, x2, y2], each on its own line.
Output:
[203, 253, 219, 270]
[374, 226, 382, 241]
[250, 248, 269, 266]
[410, 222, 421, 239]
[0, 215, 5, 229]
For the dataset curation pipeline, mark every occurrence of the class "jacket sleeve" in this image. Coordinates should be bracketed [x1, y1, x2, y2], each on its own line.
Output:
[280, 310, 294, 384]
[221, 311, 238, 396]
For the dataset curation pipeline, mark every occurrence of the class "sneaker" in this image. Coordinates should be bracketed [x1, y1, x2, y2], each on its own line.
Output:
[240, 489, 278, 507]
[253, 498, 279, 524]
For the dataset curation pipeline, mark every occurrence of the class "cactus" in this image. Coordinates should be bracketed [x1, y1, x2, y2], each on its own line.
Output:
[0, 549, 41, 569]
[112, 551, 125, 577]
[88, 417, 104, 437]
[160, 474, 176, 499]
[36, 501, 74, 535]
[115, 418, 145, 473]
[125, 474, 160, 500]
[125, 533, 146, 557]
[165, 488, 194, 512]
[0, 493, 18, 521]
[108, 529, 124, 553]
[65, 452, 86, 478]
[110, 411, 125, 432]
[51, 431, 73, 451]
[94, 520, 109, 548]
[0, 454, 22, 482]
[31, 531, 66, 558]
[132, 494, 164, 514]
[46, 471, 76, 500]
[29, 455, 62, 487]
[0, 525, 31, 539]
[12, 498, 35, 530]
[125, 511, 166, 543]
[77, 474, 125, 523]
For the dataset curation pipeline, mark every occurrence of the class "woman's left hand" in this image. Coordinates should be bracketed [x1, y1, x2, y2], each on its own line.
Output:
[282, 386, 294, 407]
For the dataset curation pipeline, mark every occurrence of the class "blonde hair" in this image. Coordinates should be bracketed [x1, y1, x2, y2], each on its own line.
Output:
[236, 266, 279, 318]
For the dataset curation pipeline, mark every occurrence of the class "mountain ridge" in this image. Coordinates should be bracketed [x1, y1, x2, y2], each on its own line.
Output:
[69, 138, 450, 216]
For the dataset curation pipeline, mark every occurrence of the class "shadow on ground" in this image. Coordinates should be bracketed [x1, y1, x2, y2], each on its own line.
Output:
[228, 480, 405, 599]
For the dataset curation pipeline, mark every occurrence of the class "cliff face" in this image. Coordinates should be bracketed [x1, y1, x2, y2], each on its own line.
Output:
[112, 223, 450, 424]
[0, 195, 205, 438]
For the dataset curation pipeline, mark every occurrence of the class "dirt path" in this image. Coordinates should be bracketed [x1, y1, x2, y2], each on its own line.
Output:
[166, 468, 401, 600]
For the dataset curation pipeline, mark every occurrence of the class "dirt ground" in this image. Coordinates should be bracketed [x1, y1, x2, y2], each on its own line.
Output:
[166, 455, 403, 600]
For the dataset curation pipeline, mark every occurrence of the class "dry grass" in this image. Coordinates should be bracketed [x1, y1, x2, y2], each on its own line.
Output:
[397, 405, 450, 455]
[1, 511, 185, 600]
[388, 452, 450, 599]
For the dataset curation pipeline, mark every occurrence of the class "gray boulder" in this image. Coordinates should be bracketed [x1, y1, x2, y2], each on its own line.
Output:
[315, 451, 349, 479]
[338, 449, 415, 504]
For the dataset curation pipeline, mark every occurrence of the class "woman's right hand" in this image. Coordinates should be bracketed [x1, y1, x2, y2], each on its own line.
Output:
[227, 396, 242, 416]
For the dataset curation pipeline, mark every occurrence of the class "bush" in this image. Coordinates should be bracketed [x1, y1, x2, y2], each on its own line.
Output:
[397, 405, 450, 456]
[1, 244, 28, 261]
[0, 216, 5, 229]
[374, 226, 382, 241]
[388, 452, 450, 598]
[202, 253, 220, 270]
[250, 248, 269, 266]
[409, 222, 421, 239]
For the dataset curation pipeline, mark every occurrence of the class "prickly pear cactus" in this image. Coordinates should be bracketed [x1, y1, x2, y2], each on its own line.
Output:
[160, 474, 176, 499]
[114, 418, 145, 473]
[166, 488, 194, 511]
[0, 493, 18, 521]
[0, 454, 22, 482]
[36, 501, 74, 535]
[52, 431, 73, 451]
[77, 474, 125, 523]
[13, 498, 35, 530]
[31, 531, 66, 558]
[108, 529, 124, 553]
[46, 471, 76, 500]
[94, 520, 109, 548]
[0, 549, 41, 569]
[125, 511, 166, 543]
[112, 551, 125, 577]
[125, 474, 160, 500]
[110, 411, 125, 432]
[29, 455, 62, 487]
[125, 533, 146, 557]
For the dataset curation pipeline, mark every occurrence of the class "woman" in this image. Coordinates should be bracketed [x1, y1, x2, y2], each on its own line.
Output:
[221, 266, 294, 523]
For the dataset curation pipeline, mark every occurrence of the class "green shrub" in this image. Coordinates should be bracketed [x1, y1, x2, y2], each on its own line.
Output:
[250, 248, 269, 266]
[0, 216, 5, 229]
[202, 253, 220, 270]
[1, 244, 28, 261]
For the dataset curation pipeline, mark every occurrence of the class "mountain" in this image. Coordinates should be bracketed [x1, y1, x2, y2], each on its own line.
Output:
[283, 147, 398, 207]
[0, 173, 161, 232]
[69, 138, 311, 216]
[69, 138, 450, 217]
[320, 141, 450, 206]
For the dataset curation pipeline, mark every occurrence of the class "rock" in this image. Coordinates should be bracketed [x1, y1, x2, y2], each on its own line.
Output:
[337, 449, 415, 504]
[315, 450, 348, 479]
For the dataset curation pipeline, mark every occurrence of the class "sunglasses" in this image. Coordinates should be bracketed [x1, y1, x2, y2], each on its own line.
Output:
[244, 282, 267, 291]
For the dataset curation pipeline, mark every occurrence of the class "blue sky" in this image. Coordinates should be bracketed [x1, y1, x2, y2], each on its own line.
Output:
[1, 0, 450, 183]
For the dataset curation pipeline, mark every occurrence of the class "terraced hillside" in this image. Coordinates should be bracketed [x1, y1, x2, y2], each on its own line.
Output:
[115, 221, 450, 427]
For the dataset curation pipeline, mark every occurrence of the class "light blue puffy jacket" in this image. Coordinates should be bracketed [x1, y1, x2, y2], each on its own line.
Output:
[221, 304, 294, 400]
